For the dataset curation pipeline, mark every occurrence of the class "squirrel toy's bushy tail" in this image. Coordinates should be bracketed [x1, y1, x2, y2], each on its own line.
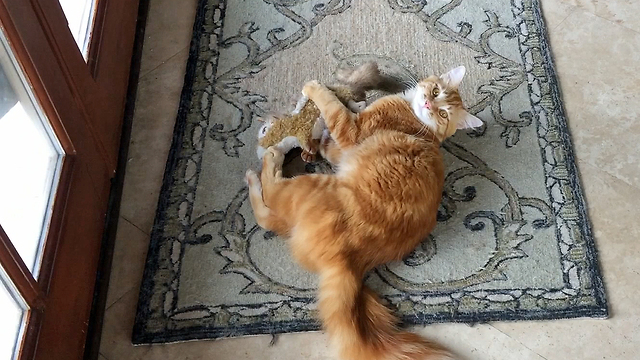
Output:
[336, 61, 415, 95]
[319, 263, 456, 360]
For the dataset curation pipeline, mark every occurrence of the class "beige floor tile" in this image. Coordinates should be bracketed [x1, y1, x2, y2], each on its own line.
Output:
[139, 0, 198, 76]
[98, 353, 109, 360]
[539, 0, 576, 30]
[555, 0, 596, 13]
[416, 324, 547, 360]
[119, 48, 189, 234]
[549, 7, 640, 188]
[492, 162, 640, 359]
[594, 1, 640, 33]
[100, 287, 545, 360]
[105, 217, 150, 308]
[557, 0, 640, 33]
[150, 323, 546, 360]
[100, 289, 150, 360]
[100, 288, 332, 360]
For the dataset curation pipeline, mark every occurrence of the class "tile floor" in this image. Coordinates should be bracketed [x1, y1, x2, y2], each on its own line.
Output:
[98, 0, 640, 359]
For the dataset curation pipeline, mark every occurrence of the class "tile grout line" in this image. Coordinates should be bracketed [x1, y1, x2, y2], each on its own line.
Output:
[578, 160, 640, 193]
[100, 288, 139, 358]
[550, 5, 577, 31]
[139, 44, 191, 80]
[105, 286, 138, 313]
[568, 5, 640, 35]
[489, 324, 551, 360]
[103, 216, 148, 311]
[590, 12, 640, 35]
[121, 215, 152, 237]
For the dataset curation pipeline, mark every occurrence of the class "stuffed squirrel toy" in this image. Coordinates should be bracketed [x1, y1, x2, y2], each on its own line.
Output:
[256, 85, 366, 162]
[255, 62, 407, 162]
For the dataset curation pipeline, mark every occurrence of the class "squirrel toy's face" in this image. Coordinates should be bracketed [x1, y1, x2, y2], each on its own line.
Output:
[256, 117, 273, 160]
[255, 116, 302, 160]
[257, 118, 273, 140]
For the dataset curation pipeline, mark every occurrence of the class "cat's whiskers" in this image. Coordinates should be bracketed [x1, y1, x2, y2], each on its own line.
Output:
[391, 73, 418, 90]
[413, 124, 428, 138]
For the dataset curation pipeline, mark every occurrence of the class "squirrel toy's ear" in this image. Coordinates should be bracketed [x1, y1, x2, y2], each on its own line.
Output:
[258, 115, 278, 125]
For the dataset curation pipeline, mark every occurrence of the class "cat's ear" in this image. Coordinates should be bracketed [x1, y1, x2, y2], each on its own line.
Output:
[441, 66, 466, 88]
[457, 110, 483, 129]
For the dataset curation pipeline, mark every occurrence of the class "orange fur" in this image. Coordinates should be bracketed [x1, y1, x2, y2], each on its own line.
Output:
[246, 64, 480, 360]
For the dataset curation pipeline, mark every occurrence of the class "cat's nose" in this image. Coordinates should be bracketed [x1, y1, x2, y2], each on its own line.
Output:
[424, 101, 431, 109]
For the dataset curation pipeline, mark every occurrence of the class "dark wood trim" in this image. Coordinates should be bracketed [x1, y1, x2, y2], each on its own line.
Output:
[0, 225, 45, 310]
[90, 0, 140, 165]
[28, 0, 115, 171]
[27, 0, 139, 173]
[86, 0, 106, 77]
[34, 162, 111, 360]
[36, 157, 75, 294]
[83, 1, 150, 358]
[17, 310, 42, 360]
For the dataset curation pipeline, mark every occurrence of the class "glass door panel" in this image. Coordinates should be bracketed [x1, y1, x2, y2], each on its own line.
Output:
[0, 29, 64, 277]
[0, 274, 26, 360]
[58, 0, 99, 59]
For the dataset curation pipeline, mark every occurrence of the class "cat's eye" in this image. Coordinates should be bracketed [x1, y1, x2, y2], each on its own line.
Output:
[432, 87, 440, 97]
[439, 110, 448, 118]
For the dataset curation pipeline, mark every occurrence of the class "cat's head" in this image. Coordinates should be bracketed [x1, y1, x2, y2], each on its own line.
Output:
[410, 66, 482, 140]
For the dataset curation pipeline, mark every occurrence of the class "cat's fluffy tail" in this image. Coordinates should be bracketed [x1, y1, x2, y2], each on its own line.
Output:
[319, 262, 455, 360]
[336, 62, 412, 95]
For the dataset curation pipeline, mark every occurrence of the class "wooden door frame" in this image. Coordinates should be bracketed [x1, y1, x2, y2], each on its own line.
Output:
[29, 0, 140, 171]
[0, 0, 140, 359]
[82, 0, 151, 358]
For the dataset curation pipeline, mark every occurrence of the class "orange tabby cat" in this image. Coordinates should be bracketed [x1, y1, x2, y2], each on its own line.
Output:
[246, 63, 482, 360]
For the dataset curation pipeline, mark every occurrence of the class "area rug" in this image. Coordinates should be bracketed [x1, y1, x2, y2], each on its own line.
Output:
[132, 0, 608, 344]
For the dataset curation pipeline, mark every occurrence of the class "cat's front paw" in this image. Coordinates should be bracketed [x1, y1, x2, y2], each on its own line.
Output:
[302, 80, 322, 97]
[245, 169, 261, 190]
